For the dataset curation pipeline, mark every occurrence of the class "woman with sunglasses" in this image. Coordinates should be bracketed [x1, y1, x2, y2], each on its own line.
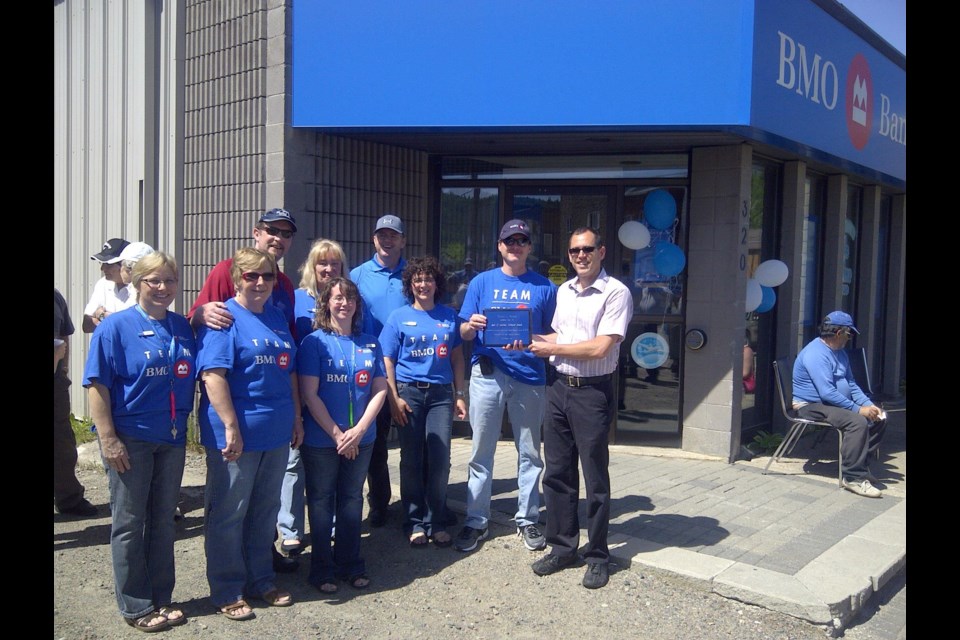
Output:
[298, 276, 387, 593]
[276, 239, 351, 558]
[83, 251, 197, 632]
[379, 256, 467, 547]
[196, 247, 303, 621]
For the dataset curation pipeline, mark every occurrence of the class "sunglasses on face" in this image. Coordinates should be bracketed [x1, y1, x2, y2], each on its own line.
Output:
[502, 237, 530, 247]
[568, 246, 597, 256]
[263, 226, 295, 239]
[241, 271, 277, 283]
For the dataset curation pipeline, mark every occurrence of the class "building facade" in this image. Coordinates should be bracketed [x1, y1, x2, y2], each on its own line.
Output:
[54, 0, 906, 461]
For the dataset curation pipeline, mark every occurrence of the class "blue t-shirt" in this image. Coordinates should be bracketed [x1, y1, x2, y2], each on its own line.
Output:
[83, 306, 197, 446]
[196, 298, 297, 451]
[297, 330, 386, 449]
[459, 268, 558, 385]
[379, 305, 462, 384]
[350, 255, 407, 338]
[792, 338, 871, 411]
[294, 288, 317, 346]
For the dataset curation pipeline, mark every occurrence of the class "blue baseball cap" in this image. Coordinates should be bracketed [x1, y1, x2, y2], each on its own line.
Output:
[258, 208, 298, 232]
[823, 310, 859, 334]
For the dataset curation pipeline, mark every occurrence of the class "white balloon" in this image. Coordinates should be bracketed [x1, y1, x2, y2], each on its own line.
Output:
[745, 279, 762, 312]
[618, 220, 651, 250]
[755, 259, 789, 287]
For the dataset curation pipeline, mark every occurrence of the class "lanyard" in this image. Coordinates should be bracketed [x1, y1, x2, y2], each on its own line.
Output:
[333, 333, 356, 428]
[135, 304, 180, 438]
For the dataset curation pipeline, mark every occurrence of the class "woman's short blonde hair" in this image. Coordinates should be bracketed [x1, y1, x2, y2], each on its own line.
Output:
[230, 247, 277, 290]
[131, 251, 178, 300]
[299, 238, 349, 297]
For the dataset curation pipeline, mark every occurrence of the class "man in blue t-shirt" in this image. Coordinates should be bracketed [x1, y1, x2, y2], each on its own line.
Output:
[454, 219, 558, 553]
[792, 311, 886, 498]
[349, 213, 407, 527]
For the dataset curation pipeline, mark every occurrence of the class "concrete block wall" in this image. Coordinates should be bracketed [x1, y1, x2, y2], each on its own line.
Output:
[682, 145, 753, 461]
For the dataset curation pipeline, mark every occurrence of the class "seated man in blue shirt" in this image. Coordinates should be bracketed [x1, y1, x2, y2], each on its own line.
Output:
[792, 311, 886, 498]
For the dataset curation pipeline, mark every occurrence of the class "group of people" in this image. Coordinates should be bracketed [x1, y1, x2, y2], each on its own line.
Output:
[55, 205, 889, 631]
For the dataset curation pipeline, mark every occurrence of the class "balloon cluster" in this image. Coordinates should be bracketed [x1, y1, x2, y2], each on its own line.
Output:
[617, 190, 686, 277]
[746, 260, 788, 313]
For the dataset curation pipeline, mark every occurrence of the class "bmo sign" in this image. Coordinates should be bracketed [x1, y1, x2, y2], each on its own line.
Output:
[776, 32, 905, 151]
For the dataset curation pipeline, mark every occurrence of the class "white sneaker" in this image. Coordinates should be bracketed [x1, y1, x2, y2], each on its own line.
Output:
[841, 478, 882, 498]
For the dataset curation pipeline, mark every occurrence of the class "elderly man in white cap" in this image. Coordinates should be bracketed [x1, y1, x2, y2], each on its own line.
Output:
[83, 237, 132, 333]
[118, 242, 155, 287]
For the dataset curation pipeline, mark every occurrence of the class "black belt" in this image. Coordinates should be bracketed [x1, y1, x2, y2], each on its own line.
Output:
[557, 373, 612, 388]
[406, 381, 437, 389]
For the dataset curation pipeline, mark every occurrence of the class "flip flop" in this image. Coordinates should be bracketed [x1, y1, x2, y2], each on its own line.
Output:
[156, 606, 187, 626]
[218, 599, 255, 621]
[348, 574, 371, 589]
[124, 612, 170, 633]
[315, 581, 339, 594]
[280, 538, 303, 556]
[431, 531, 453, 547]
[256, 588, 294, 607]
[409, 532, 428, 547]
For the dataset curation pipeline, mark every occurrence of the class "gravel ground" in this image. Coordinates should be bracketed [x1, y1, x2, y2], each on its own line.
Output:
[55, 451, 831, 640]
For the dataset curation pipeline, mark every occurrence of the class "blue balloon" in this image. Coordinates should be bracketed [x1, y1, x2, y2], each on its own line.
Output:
[652, 241, 686, 276]
[756, 285, 777, 313]
[644, 189, 677, 230]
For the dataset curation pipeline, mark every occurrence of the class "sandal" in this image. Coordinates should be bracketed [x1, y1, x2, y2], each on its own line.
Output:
[124, 612, 170, 633]
[431, 531, 453, 547]
[409, 531, 428, 547]
[280, 538, 303, 556]
[348, 574, 371, 589]
[157, 606, 187, 626]
[315, 580, 339, 594]
[257, 588, 294, 607]
[218, 599, 255, 621]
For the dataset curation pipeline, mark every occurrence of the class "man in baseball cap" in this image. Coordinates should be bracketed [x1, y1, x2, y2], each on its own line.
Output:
[349, 213, 408, 527]
[83, 238, 133, 332]
[792, 310, 885, 497]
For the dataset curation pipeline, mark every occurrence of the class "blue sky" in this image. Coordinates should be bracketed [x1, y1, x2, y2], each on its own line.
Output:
[840, 0, 906, 54]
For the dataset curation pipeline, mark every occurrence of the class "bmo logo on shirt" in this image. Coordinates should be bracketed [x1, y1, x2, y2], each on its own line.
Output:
[437, 343, 449, 358]
[277, 352, 291, 370]
[174, 360, 192, 379]
[356, 370, 370, 387]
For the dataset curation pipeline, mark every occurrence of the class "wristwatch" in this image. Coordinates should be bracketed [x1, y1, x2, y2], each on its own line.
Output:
[97, 310, 107, 321]
[455, 390, 466, 398]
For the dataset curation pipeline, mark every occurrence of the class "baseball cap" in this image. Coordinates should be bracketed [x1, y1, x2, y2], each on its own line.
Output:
[91, 238, 130, 264]
[375, 214, 405, 235]
[499, 219, 531, 241]
[119, 242, 154, 263]
[258, 208, 298, 232]
[823, 310, 859, 334]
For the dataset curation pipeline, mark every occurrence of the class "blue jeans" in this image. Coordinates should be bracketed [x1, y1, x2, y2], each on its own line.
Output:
[302, 442, 374, 585]
[203, 446, 288, 607]
[102, 434, 185, 620]
[397, 382, 453, 537]
[277, 446, 305, 543]
[464, 363, 544, 529]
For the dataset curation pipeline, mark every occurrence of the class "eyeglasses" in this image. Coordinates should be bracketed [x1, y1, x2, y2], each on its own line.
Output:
[263, 225, 295, 239]
[413, 276, 436, 284]
[142, 278, 178, 289]
[330, 295, 357, 304]
[568, 246, 597, 256]
[502, 237, 531, 247]
[241, 271, 277, 282]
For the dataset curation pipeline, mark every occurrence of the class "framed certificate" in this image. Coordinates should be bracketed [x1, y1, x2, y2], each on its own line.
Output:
[482, 308, 532, 346]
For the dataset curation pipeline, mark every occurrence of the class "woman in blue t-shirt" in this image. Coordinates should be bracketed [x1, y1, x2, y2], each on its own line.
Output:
[279, 239, 349, 557]
[379, 256, 467, 547]
[83, 251, 197, 632]
[196, 247, 303, 621]
[298, 276, 387, 593]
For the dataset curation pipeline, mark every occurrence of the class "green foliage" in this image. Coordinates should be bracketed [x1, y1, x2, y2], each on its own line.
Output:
[70, 413, 96, 445]
[750, 430, 784, 455]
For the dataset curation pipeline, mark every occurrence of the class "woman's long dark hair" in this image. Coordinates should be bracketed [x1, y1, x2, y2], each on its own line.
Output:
[314, 276, 362, 335]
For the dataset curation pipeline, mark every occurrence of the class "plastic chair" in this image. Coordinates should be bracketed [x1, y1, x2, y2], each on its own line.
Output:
[763, 357, 844, 487]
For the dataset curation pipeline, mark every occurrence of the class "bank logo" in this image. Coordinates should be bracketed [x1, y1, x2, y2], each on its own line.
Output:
[356, 370, 370, 387]
[437, 343, 449, 358]
[278, 352, 291, 370]
[845, 54, 873, 150]
[175, 360, 192, 379]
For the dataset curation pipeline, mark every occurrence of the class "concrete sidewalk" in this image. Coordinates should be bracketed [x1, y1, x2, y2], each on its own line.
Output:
[429, 409, 906, 636]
